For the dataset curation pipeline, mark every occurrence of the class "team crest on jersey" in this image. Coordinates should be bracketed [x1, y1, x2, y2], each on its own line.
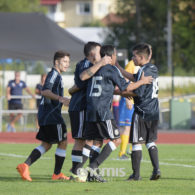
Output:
[19, 82, 23, 87]
[12, 83, 16, 87]
[114, 129, 119, 136]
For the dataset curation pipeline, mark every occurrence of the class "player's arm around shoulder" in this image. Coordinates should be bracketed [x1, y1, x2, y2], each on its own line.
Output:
[126, 72, 153, 92]
[80, 56, 112, 81]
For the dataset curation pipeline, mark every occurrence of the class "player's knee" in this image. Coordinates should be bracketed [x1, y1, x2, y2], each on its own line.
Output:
[58, 140, 67, 149]
[146, 142, 156, 150]
[112, 138, 121, 147]
[93, 140, 103, 148]
[85, 139, 93, 146]
[132, 144, 142, 151]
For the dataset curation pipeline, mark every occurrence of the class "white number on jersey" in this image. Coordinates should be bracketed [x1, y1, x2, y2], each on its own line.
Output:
[152, 78, 159, 99]
[89, 76, 103, 97]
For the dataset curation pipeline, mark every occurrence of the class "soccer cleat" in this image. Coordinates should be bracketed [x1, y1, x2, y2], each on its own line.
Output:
[119, 154, 130, 160]
[16, 163, 32, 181]
[86, 167, 107, 183]
[126, 174, 141, 181]
[52, 173, 70, 180]
[150, 170, 161, 180]
[69, 172, 87, 183]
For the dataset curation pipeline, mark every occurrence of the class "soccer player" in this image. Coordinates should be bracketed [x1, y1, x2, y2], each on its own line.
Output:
[119, 43, 160, 181]
[16, 51, 70, 181]
[68, 42, 111, 181]
[81, 45, 153, 182]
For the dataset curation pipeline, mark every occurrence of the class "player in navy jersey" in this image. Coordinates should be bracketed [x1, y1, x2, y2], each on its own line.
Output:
[116, 43, 160, 181]
[81, 45, 153, 182]
[17, 51, 70, 182]
[68, 42, 111, 181]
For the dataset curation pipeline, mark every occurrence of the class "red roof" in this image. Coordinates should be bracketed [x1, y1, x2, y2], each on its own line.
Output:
[101, 13, 126, 25]
[40, 0, 61, 5]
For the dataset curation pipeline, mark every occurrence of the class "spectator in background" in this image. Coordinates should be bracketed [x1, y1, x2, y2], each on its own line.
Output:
[6, 71, 35, 132]
[35, 74, 47, 129]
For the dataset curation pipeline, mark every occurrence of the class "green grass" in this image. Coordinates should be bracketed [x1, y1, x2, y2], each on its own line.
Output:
[0, 144, 195, 195]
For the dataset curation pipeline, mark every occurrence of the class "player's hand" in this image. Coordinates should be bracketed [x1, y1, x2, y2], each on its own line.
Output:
[101, 56, 112, 66]
[141, 72, 153, 84]
[59, 97, 70, 106]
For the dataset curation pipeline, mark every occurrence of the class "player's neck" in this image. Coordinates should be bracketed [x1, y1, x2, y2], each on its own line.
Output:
[140, 60, 150, 67]
[53, 66, 61, 74]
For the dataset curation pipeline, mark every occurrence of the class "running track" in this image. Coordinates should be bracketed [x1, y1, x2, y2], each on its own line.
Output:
[0, 131, 195, 144]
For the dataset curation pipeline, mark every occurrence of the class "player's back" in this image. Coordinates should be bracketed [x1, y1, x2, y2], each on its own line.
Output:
[86, 64, 128, 122]
[133, 63, 159, 121]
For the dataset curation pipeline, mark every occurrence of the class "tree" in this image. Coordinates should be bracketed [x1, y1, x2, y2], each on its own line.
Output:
[172, 0, 195, 74]
[0, 0, 46, 13]
[105, 0, 195, 75]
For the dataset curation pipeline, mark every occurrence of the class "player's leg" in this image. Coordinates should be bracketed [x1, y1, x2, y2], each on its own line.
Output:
[127, 113, 142, 181]
[89, 140, 103, 164]
[87, 120, 120, 182]
[52, 139, 69, 180]
[71, 139, 85, 175]
[146, 142, 161, 180]
[69, 111, 86, 176]
[52, 123, 69, 180]
[16, 141, 51, 181]
[119, 126, 130, 159]
[127, 144, 142, 181]
[145, 120, 160, 180]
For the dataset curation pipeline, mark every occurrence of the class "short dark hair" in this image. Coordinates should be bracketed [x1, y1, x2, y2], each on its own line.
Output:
[84, 42, 101, 57]
[100, 45, 115, 58]
[132, 43, 152, 59]
[53, 50, 70, 65]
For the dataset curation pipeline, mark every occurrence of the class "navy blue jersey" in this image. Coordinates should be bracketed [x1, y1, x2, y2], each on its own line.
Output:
[86, 65, 129, 122]
[133, 63, 159, 121]
[7, 80, 27, 104]
[69, 58, 93, 111]
[38, 68, 65, 125]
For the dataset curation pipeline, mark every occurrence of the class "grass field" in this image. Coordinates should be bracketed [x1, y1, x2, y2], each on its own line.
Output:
[0, 144, 195, 195]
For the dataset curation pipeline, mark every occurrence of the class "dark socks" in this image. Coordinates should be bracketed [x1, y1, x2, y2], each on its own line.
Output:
[25, 149, 42, 166]
[90, 142, 115, 169]
[148, 146, 159, 171]
[131, 150, 142, 178]
[71, 150, 83, 175]
[54, 148, 66, 175]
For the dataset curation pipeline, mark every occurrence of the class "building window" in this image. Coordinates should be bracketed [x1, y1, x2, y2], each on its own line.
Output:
[76, 2, 91, 15]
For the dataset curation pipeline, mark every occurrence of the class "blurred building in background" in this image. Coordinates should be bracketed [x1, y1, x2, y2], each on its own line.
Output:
[40, 0, 117, 27]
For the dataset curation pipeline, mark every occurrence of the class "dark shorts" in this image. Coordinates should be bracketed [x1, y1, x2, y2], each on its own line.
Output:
[83, 119, 120, 141]
[36, 123, 67, 144]
[130, 112, 158, 144]
[8, 103, 23, 110]
[69, 111, 86, 139]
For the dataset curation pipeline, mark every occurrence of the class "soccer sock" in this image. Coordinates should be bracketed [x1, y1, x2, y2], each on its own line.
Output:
[71, 150, 83, 175]
[54, 148, 66, 175]
[81, 144, 91, 166]
[146, 143, 159, 171]
[25, 145, 46, 166]
[89, 145, 101, 164]
[119, 134, 129, 157]
[131, 145, 142, 178]
[90, 141, 116, 169]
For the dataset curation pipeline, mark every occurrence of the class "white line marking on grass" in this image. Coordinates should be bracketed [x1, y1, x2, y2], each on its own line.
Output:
[111, 158, 195, 168]
[0, 152, 51, 160]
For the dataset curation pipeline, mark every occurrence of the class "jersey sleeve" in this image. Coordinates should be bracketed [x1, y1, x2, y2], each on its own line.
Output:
[43, 71, 57, 91]
[75, 61, 93, 89]
[111, 66, 129, 91]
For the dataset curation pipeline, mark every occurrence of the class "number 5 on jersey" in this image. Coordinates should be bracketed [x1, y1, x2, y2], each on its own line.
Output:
[89, 76, 103, 97]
